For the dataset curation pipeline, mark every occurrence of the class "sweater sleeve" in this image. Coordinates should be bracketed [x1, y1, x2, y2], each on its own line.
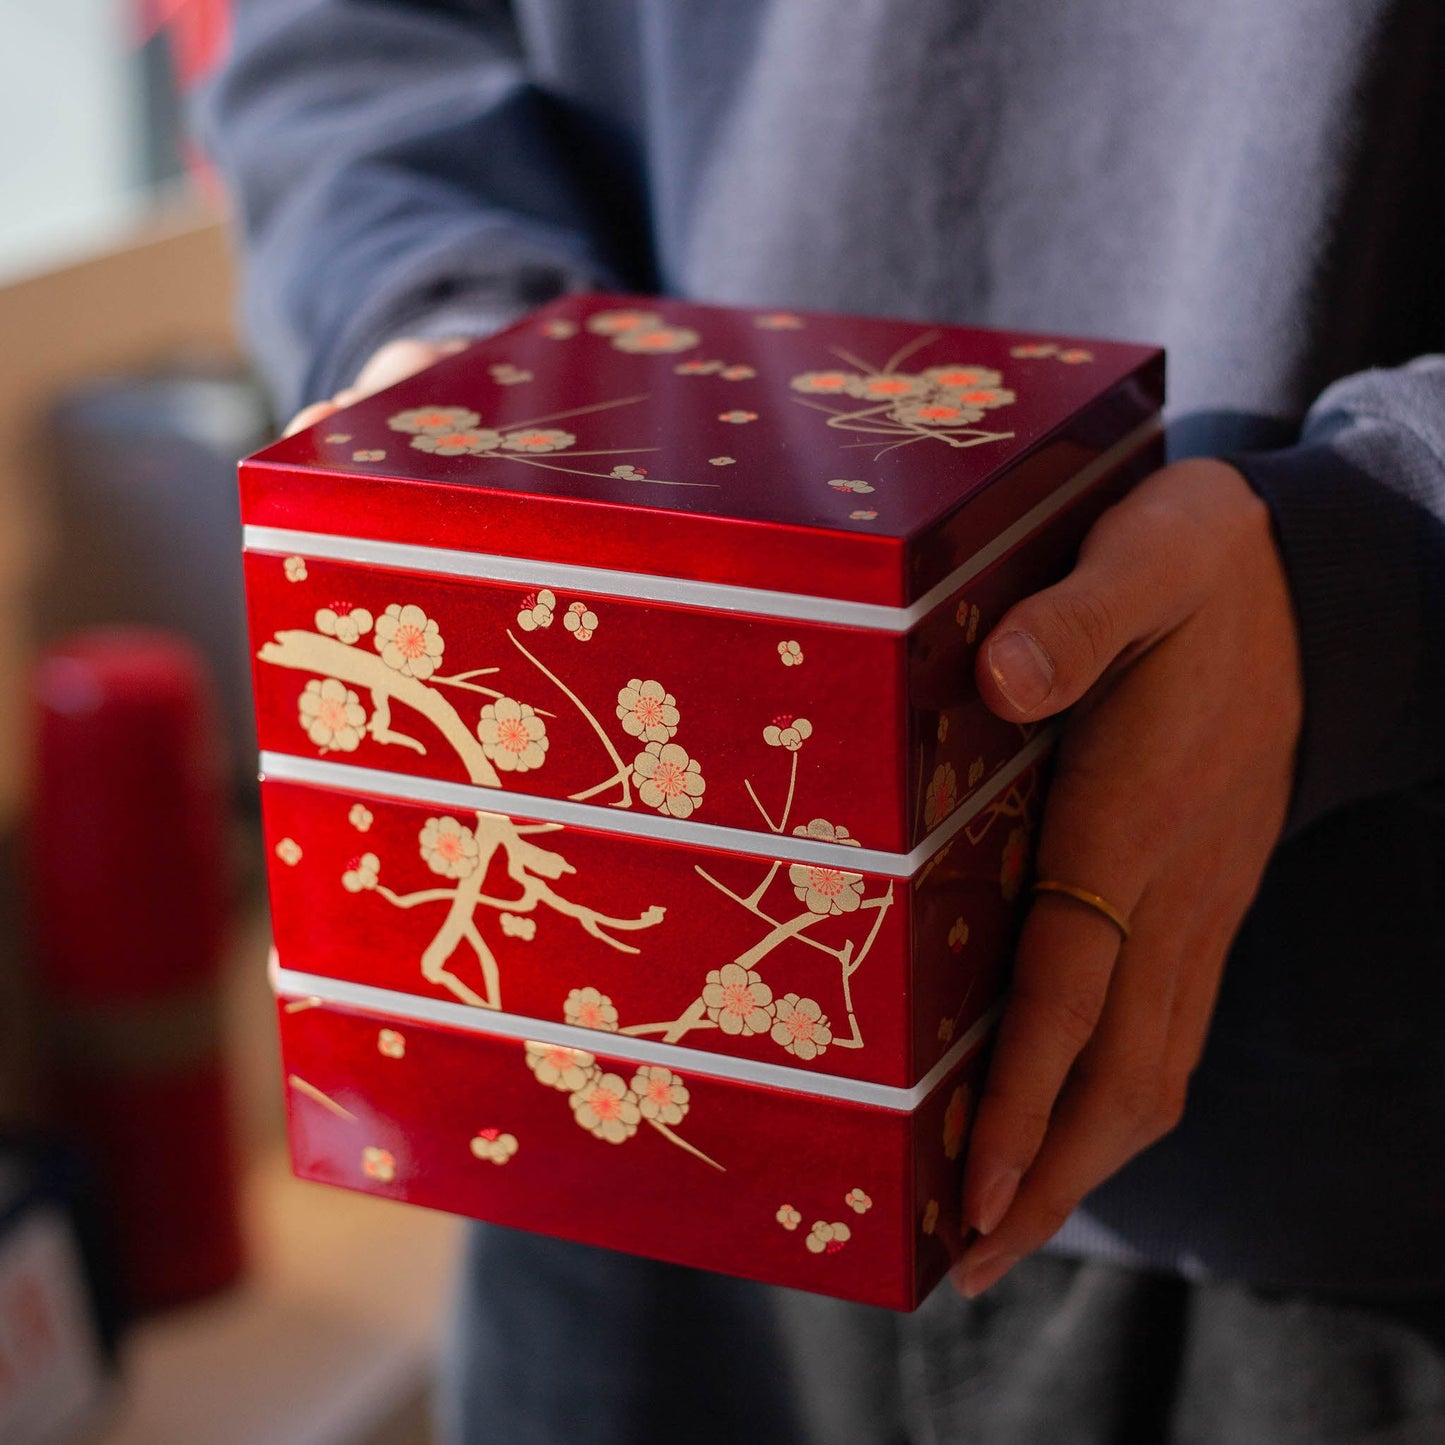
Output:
[195, 0, 639, 415]
[1228, 357, 1445, 835]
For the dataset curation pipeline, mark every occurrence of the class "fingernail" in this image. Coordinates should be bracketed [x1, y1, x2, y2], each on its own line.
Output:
[953, 1251, 1019, 1299]
[972, 1167, 1021, 1236]
[986, 631, 1055, 712]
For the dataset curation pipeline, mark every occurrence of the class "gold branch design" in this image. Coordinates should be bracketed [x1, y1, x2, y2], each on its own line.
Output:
[258, 630, 501, 787]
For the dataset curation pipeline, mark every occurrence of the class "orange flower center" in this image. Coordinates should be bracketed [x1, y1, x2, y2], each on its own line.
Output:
[721, 983, 755, 1015]
[786, 1010, 815, 1041]
[437, 833, 463, 861]
[653, 760, 687, 796]
[590, 1086, 621, 1119]
[865, 377, 912, 395]
[646, 1078, 673, 1105]
[917, 404, 963, 421]
[318, 698, 350, 731]
[808, 867, 845, 897]
[578, 1003, 603, 1027]
[496, 717, 530, 753]
[394, 623, 427, 659]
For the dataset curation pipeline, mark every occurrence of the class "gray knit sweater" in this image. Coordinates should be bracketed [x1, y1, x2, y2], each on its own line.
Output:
[203, 0, 1445, 1291]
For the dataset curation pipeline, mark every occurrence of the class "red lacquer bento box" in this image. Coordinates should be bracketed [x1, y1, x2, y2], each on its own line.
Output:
[242, 294, 1164, 1307]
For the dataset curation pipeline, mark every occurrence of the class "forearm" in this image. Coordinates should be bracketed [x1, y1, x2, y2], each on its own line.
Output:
[196, 0, 634, 412]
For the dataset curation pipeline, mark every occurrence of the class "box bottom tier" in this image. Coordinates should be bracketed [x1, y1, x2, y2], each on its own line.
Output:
[275, 964, 992, 1311]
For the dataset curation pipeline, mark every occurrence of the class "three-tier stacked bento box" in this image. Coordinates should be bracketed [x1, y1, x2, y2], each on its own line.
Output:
[241, 294, 1163, 1308]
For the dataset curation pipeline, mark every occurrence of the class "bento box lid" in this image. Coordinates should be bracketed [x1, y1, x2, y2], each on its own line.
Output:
[241, 294, 1163, 609]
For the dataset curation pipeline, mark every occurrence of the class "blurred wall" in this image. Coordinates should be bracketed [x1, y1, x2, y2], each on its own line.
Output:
[0, 211, 239, 830]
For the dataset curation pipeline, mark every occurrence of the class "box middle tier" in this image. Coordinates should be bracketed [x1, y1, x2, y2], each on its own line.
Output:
[261, 737, 1047, 1092]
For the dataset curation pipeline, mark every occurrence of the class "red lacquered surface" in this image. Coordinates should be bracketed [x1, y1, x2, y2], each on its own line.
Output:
[276, 988, 991, 1309]
[245, 435, 1154, 852]
[241, 294, 1162, 606]
[30, 628, 229, 1002]
[261, 756, 1042, 1088]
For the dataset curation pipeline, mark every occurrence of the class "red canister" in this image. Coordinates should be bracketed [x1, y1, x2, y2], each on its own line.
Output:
[29, 628, 243, 1314]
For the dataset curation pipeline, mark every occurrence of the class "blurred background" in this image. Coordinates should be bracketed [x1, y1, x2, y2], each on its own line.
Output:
[0, 5, 457, 1441]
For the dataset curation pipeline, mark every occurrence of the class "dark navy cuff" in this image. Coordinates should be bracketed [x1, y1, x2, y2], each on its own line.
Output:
[1228, 442, 1445, 836]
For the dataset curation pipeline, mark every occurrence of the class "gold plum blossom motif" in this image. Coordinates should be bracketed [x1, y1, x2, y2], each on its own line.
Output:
[943, 1085, 971, 1160]
[525, 1041, 596, 1092]
[771, 994, 832, 1060]
[922, 1199, 940, 1235]
[754, 312, 805, 330]
[353, 448, 385, 462]
[388, 406, 482, 435]
[777, 1204, 802, 1230]
[470, 1129, 519, 1164]
[299, 677, 367, 752]
[956, 600, 981, 640]
[342, 852, 380, 892]
[718, 409, 758, 424]
[563, 601, 599, 641]
[564, 986, 620, 1033]
[789, 335, 1016, 459]
[777, 640, 803, 667]
[477, 697, 549, 772]
[419, 816, 479, 880]
[361, 1146, 396, 1182]
[283, 555, 308, 582]
[540, 318, 578, 339]
[845, 1189, 872, 1215]
[937, 1015, 955, 1043]
[570, 1072, 641, 1143]
[502, 428, 577, 453]
[489, 363, 533, 385]
[516, 589, 555, 632]
[701, 964, 775, 1036]
[524, 1040, 722, 1170]
[708, 456, 735, 466]
[617, 678, 680, 743]
[348, 803, 373, 832]
[948, 918, 970, 953]
[763, 716, 811, 751]
[377, 1028, 406, 1059]
[789, 858, 865, 916]
[585, 309, 700, 355]
[925, 763, 959, 829]
[375, 603, 445, 680]
[632, 741, 706, 819]
[791, 817, 860, 848]
[937, 715, 950, 743]
[850, 509, 878, 521]
[827, 478, 874, 494]
[315, 605, 373, 644]
[500, 912, 536, 940]
[613, 325, 700, 355]
[410, 427, 503, 456]
[630, 1065, 690, 1125]
[275, 837, 303, 867]
[805, 1220, 851, 1254]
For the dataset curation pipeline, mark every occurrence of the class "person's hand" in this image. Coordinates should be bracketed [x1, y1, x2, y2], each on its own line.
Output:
[951, 457, 1302, 1298]
[282, 336, 470, 436]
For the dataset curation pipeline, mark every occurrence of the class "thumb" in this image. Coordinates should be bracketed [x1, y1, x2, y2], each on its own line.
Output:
[975, 496, 1199, 721]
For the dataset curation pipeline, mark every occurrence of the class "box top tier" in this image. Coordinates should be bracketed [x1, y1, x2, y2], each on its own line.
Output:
[242, 294, 1162, 608]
